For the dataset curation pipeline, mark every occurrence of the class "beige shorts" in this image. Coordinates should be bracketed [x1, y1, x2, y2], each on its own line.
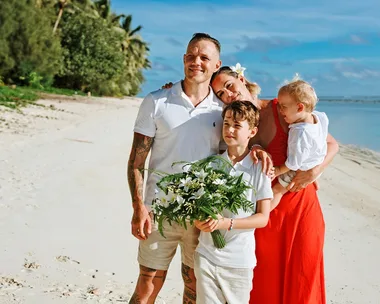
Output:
[194, 252, 253, 304]
[138, 219, 200, 271]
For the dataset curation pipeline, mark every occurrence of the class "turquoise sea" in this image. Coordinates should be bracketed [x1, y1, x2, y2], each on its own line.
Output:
[315, 97, 380, 152]
[262, 96, 380, 152]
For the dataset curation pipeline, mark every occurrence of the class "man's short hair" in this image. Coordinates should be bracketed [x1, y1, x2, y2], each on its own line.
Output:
[222, 100, 260, 129]
[188, 33, 221, 53]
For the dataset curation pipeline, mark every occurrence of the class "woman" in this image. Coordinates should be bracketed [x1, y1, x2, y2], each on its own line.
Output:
[211, 66, 338, 304]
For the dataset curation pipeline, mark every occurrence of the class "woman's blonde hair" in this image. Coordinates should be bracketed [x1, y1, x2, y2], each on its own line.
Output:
[278, 75, 318, 112]
[211, 66, 261, 97]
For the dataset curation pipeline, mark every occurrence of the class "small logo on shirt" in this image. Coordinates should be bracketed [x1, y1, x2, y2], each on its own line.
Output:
[213, 122, 216, 127]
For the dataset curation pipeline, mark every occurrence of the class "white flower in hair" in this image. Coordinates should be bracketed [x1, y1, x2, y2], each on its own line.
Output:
[230, 63, 246, 77]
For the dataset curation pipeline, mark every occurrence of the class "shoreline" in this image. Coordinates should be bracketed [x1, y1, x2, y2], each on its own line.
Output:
[1, 95, 379, 303]
[1, 95, 380, 154]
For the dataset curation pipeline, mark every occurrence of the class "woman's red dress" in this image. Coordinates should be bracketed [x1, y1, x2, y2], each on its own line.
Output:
[250, 100, 326, 304]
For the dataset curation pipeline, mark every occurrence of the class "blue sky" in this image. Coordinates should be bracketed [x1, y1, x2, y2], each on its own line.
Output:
[112, 0, 380, 97]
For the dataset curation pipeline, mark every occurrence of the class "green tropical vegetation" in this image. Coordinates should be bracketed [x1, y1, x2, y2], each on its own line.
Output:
[0, 0, 150, 108]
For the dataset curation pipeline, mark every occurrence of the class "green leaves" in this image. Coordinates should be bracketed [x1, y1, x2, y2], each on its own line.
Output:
[152, 155, 256, 247]
[0, 0, 62, 86]
[0, 1, 149, 97]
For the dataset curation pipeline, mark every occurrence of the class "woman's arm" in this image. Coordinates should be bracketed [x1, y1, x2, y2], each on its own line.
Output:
[288, 133, 339, 192]
[274, 164, 290, 177]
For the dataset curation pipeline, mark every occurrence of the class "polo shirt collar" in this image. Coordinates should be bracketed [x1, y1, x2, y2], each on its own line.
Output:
[171, 80, 215, 108]
[221, 150, 254, 169]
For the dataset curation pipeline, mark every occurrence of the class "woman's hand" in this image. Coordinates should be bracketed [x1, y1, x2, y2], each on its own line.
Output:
[161, 82, 174, 89]
[250, 145, 274, 177]
[287, 166, 320, 192]
[194, 215, 226, 232]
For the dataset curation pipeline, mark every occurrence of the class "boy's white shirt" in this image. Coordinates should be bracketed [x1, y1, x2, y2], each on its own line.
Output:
[285, 111, 328, 171]
[196, 150, 273, 269]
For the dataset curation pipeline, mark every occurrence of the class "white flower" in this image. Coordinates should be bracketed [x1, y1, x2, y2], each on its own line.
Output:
[213, 178, 226, 185]
[194, 169, 208, 182]
[172, 194, 185, 213]
[230, 63, 246, 77]
[157, 190, 176, 208]
[191, 187, 205, 199]
[180, 176, 193, 191]
[176, 195, 185, 205]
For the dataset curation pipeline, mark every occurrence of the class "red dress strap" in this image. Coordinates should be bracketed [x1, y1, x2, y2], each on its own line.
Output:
[271, 98, 285, 135]
[266, 98, 288, 166]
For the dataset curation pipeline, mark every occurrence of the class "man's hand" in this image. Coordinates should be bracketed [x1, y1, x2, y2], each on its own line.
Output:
[131, 206, 152, 240]
[250, 145, 274, 177]
[287, 167, 320, 192]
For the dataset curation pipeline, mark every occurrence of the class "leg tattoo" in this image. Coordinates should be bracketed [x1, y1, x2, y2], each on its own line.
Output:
[129, 292, 141, 304]
[181, 264, 192, 284]
[182, 264, 196, 304]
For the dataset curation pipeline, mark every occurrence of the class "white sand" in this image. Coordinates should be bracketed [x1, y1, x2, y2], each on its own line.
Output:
[0, 96, 379, 303]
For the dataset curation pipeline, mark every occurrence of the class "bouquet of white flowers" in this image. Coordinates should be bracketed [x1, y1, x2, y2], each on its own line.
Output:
[151, 155, 255, 248]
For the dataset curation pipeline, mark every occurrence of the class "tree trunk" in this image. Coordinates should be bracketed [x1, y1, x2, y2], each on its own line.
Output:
[53, 7, 64, 34]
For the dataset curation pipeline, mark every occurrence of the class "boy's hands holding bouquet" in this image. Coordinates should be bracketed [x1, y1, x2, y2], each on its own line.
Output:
[195, 214, 227, 232]
[151, 155, 255, 249]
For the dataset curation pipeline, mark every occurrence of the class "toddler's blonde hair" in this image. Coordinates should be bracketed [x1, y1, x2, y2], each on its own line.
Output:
[278, 74, 318, 112]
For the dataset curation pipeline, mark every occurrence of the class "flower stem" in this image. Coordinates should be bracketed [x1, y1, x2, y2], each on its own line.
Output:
[211, 230, 226, 249]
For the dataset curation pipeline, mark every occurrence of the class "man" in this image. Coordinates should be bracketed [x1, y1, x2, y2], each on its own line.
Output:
[127, 33, 223, 304]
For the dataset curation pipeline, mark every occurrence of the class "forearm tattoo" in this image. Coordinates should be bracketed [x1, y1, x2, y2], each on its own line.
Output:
[127, 134, 154, 207]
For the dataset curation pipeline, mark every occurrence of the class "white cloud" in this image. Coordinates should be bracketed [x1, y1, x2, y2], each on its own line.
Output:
[349, 34, 368, 45]
[241, 36, 299, 52]
[300, 58, 358, 64]
[322, 75, 339, 82]
[342, 69, 380, 79]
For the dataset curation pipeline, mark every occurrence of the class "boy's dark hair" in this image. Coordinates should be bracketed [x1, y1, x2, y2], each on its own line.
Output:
[188, 33, 221, 53]
[222, 100, 260, 129]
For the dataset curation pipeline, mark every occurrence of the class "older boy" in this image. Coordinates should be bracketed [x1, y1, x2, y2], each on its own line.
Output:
[194, 100, 273, 304]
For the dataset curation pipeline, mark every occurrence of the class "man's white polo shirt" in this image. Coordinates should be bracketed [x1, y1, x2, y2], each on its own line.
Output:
[134, 81, 224, 209]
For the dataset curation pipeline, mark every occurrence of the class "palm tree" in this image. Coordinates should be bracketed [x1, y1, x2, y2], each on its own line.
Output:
[120, 14, 150, 69]
[52, 0, 69, 33]
[52, 0, 97, 34]
[93, 0, 125, 28]
[93, 0, 110, 20]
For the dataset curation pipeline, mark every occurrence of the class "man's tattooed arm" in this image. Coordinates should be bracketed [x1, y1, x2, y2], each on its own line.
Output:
[127, 132, 154, 208]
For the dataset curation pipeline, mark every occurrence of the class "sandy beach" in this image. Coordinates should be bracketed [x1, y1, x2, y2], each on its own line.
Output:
[0, 95, 379, 304]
